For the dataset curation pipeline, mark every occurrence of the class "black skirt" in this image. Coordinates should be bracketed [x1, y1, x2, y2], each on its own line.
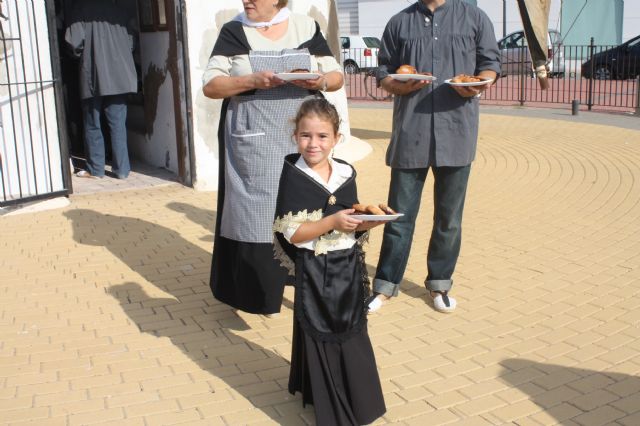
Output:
[289, 319, 386, 425]
[210, 236, 288, 314]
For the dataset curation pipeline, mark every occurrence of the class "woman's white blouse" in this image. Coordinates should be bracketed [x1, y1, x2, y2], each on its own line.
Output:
[203, 14, 341, 85]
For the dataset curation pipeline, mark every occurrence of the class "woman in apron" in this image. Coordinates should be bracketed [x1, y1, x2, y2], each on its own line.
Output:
[203, 0, 344, 315]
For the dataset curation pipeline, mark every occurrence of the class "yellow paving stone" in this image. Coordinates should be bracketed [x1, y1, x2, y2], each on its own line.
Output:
[67, 407, 124, 426]
[59, 365, 111, 381]
[492, 399, 544, 422]
[619, 411, 640, 426]
[573, 405, 626, 425]
[0, 407, 50, 423]
[454, 394, 507, 417]
[89, 419, 145, 426]
[124, 399, 180, 418]
[197, 398, 255, 417]
[0, 395, 33, 411]
[144, 409, 203, 425]
[427, 390, 469, 409]
[384, 400, 435, 422]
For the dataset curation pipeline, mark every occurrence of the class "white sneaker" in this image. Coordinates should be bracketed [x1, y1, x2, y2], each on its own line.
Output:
[430, 291, 456, 313]
[367, 294, 390, 313]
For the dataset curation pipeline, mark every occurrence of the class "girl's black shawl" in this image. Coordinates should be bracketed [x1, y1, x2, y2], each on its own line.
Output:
[274, 154, 370, 343]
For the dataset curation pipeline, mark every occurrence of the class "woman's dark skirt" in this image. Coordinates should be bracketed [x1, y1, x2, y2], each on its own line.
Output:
[289, 319, 386, 425]
[210, 236, 288, 314]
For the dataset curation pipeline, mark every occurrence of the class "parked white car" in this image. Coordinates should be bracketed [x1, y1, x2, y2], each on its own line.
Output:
[340, 35, 381, 74]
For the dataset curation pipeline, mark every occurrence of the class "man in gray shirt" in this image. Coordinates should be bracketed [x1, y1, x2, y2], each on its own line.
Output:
[65, 0, 137, 179]
[368, 0, 500, 313]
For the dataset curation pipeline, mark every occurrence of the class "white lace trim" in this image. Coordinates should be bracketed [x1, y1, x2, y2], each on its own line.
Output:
[273, 237, 295, 276]
[273, 209, 356, 256]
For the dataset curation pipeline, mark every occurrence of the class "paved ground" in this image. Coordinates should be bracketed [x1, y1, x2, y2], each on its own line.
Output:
[1, 107, 639, 425]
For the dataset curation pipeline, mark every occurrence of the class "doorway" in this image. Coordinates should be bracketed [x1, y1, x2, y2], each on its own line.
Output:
[53, 0, 192, 189]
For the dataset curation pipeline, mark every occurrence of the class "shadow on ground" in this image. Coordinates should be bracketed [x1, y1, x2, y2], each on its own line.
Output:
[499, 358, 639, 424]
[64, 208, 312, 423]
[350, 128, 392, 141]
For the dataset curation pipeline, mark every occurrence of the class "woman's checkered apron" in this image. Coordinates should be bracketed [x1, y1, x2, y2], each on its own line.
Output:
[220, 48, 318, 243]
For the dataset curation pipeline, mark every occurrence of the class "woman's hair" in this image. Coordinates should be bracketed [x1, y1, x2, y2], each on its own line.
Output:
[277, 0, 288, 8]
[294, 98, 341, 135]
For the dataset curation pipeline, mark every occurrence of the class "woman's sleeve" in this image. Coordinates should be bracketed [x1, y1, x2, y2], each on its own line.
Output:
[202, 55, 232, 86]
[316, 55, 342, 74]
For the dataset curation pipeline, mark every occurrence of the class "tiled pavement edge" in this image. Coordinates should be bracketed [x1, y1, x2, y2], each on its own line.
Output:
[1, 109, 639, 425]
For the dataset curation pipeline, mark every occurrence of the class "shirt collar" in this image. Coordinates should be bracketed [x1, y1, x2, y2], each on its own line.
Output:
[417, 0, 450, 16]
[295, 156, 352, 190]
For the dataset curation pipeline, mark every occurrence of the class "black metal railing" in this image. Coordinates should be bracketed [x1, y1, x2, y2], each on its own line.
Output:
[0, 0, 70, 207]
[343, 43, 640, 113]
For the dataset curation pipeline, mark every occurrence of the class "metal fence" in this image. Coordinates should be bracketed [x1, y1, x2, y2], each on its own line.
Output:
[1, 0, 70, 207]
[343, 42, 640, 113]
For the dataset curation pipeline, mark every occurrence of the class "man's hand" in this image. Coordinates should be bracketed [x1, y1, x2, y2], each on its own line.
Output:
[450, 81, 491, 98]
[380, 76, 431, 96]
[451, 70, 497, 98]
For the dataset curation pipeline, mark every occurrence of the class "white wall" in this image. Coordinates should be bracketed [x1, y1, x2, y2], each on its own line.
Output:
[185, 0, 350, 191]
[127, 32, 179, 175]
[0, 0, 64, 202]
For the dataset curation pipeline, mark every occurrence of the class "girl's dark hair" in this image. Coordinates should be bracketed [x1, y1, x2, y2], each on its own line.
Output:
[277, 0, 288, 8]
[294, 98, 341, 135]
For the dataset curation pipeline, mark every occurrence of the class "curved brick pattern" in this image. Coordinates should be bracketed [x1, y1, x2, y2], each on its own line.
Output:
[1, 108, 639, 425]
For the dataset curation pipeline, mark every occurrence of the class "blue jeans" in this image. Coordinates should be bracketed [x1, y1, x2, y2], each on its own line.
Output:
[82, 95, 130, 178]
[373, 165, 471, 297]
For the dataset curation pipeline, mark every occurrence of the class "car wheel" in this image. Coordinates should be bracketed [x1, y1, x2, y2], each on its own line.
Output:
[593, 66, 612, 80]
[343, 61, 359, 75]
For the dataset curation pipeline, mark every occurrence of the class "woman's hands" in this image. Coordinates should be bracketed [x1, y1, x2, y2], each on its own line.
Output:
[252, 71, 286, 90]
[288, 74, 326, 91]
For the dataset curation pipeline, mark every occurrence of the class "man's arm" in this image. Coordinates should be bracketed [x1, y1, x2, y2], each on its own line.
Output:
[453, 9, 501, 98]
[64, 21, 85, 58]
[377, 18, 431, 96]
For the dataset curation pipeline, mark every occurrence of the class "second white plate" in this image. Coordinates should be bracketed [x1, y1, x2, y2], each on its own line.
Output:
[351, 213, 404, 222]
[275, 72, 321, 81]
[444, 78, 494, 86]
[389, 74, 436, 82]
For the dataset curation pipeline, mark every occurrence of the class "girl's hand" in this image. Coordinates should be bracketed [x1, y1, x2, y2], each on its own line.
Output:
[252, 71, 286, 90]
[331, 209, 362, 233]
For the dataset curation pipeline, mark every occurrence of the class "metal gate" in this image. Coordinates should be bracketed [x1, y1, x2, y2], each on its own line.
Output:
[0, 0, 70, 207]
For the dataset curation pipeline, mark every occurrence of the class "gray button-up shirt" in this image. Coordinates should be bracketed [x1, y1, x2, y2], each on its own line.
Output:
[377, 0, 500, 168]
[65, 0, 137, 100]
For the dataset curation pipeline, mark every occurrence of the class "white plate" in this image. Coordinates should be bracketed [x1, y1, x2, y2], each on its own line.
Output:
[275, 72, 321, 81]
[389, 74, 436, 82]
[350, 213, 404, 222]
[444, 78, 494, 87]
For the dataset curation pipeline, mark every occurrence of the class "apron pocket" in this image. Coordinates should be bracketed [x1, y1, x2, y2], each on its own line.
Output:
[226, 130, 268, 180]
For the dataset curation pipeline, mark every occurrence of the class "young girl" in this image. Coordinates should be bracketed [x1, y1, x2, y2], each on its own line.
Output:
[273, 99, 386, 425]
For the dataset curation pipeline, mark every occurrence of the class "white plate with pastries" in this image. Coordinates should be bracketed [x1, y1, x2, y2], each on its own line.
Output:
[390, 74, 436, 82]
[444, 77, 494, 86]
[350, 213, 404, 222]
[275, 72, 321, 81]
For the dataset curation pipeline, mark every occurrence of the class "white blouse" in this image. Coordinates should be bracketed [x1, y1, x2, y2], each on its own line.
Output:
[281, 156, 357, 252]
[203, 13, 341, 85]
